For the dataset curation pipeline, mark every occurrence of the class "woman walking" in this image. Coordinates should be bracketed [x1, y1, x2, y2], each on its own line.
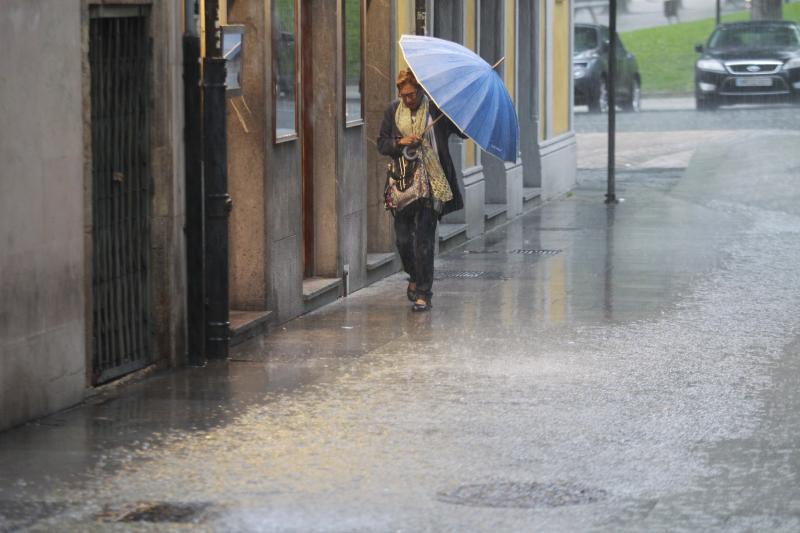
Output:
[377, 69, 465, 312]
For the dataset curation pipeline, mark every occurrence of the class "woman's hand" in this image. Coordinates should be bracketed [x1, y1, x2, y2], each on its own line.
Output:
[398, 134, 422, 147]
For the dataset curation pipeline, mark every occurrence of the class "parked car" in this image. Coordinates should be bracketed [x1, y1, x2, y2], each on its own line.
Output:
[694, 21, 800, 110]
[574, 23, 642, 113]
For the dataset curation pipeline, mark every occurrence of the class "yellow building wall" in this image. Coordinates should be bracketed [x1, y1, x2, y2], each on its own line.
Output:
[464, 0, 478, 168]
[504, 0, 516, 105]
[538, 0, 547, 140]
[395, 1, 414, 70]
[552, 0, 570, 136]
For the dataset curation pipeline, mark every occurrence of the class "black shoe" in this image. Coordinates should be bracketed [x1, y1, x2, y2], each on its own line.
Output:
[407, 283, 416, 302]
[411, 301, 430, 312]
[411, 294, 431, 312]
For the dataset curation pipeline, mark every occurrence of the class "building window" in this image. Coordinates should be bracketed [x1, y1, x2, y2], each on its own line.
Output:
[343, 0, 363, 125]
[273, 0, 297, 141]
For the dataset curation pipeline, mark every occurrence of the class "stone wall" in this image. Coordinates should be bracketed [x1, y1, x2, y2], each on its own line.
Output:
[0, 0, 86, 430]
[0, 0, 186, 431]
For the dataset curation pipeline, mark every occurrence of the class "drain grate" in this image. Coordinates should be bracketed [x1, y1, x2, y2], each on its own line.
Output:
[462, 249, 562, 256]
[102, 502, 209, 523]
[508, 249, 562, 255]
[437, 481, 606, 509]
[434, 270, 507, 280]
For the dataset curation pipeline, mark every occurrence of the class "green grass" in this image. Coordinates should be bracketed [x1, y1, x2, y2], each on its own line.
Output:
[620, 3, 800, 94]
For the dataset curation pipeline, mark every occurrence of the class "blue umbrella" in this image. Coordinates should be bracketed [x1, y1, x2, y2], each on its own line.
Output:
[399, 34, 519, 162]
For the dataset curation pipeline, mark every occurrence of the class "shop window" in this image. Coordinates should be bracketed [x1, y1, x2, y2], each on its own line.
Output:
[343, 0, 363, 125]
[273, 0, 297, 141]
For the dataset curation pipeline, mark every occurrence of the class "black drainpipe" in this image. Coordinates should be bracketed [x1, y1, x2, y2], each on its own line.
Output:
[202, 0, 231, 359]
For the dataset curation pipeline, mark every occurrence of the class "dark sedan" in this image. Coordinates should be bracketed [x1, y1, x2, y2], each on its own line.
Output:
[574, 23, 641, 113]
[695, 21, 800, 110]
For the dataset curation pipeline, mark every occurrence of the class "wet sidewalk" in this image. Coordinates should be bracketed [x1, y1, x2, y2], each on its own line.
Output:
[2, 129, 800, 531]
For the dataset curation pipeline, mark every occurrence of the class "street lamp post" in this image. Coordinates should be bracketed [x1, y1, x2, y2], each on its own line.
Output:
[607, 0, 618, 204]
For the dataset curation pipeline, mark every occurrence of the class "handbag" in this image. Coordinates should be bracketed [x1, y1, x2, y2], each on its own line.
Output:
[383, 147, 429, 213]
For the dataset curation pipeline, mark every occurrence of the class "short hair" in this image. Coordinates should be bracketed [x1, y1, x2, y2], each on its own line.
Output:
[395, 68, 420, 90]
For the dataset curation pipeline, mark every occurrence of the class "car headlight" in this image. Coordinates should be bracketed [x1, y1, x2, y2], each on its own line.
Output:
[574, 51, 600, 60]
[573, 62, 588, 78]
[783, 57, 800, 70]
[696, 59, 726, 73]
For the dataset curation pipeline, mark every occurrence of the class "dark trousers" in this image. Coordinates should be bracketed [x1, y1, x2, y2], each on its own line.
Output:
[394, 200, 438, 297]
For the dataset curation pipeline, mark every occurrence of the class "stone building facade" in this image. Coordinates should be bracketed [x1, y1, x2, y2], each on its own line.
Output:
[224, 0, 577, 345]
[0, 0, 575, 430]
[0, 0, 186, 431]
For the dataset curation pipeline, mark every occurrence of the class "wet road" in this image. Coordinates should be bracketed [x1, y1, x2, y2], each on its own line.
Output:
[576, 99, 800, 132]
[2, 105, 800, 531]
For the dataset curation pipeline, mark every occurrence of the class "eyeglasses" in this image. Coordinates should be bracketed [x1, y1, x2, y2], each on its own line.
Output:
[399, 89, 419, 101]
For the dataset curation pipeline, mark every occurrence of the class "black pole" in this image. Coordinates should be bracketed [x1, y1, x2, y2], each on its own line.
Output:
[184, 34, 206, 366]
[202, 0, 231, 359]
[606, 0, 618, 204]
[716, 0, 721, 25]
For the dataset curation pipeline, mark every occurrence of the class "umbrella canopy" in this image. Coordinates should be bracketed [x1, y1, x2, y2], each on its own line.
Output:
[399, 34, 519, 162]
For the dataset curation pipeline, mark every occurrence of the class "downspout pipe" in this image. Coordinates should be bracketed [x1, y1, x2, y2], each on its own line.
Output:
[202, 0, 231, 359]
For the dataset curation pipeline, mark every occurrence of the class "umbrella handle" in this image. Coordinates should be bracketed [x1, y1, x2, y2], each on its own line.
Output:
[423, 113, 446, 133]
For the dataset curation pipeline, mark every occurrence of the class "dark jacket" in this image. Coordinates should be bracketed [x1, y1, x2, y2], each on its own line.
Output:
[377, 100, 466, 216]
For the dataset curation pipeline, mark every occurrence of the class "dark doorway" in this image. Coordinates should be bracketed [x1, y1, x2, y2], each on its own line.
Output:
[89, 7, 152, 384]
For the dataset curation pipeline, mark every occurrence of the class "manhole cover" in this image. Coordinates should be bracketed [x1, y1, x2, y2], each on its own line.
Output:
[437, 481, 606, 509]
[101, 502, 209, 523]
[508, 249, 562, 255]
[434, 270, 506, 280]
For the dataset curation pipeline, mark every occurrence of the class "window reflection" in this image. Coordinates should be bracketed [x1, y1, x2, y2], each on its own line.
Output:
[222, 25, 244, 96]
[344, 0, 362, 124]
[274, 0, 296, 140]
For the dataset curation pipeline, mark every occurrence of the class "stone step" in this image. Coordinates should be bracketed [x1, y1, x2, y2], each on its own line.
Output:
[366, 252, 395, 271]
[302, 277, 342, 315]
[484, 203, 507, 221]
[229, 309, 273, 347]
[523, 187, 542, 202]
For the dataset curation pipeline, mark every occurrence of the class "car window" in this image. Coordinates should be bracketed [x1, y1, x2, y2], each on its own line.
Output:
[575, 27, 599, 53]
[709, 26, 800, 50]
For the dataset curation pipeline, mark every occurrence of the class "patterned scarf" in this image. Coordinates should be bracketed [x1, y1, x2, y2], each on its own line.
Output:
[395, 96, 453, 203]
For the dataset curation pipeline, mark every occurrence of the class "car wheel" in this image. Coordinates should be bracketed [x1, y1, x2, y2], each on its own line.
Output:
[588, 77, 609, 113]
[695, 96, 719, 111]
[622, 78, 641, 112]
